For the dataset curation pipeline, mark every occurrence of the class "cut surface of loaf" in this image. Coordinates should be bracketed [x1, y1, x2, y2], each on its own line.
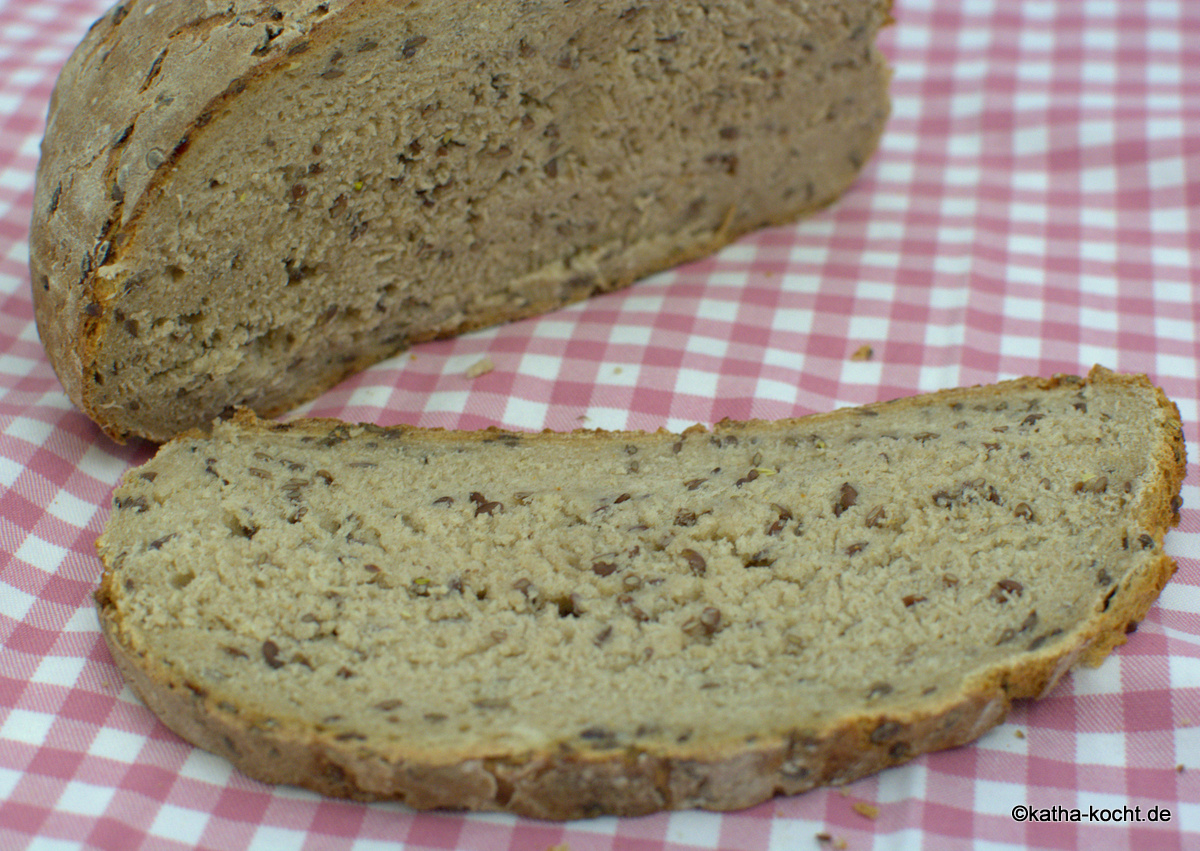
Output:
[95, 367, 1185, 817]
[31, 0, 892, 442]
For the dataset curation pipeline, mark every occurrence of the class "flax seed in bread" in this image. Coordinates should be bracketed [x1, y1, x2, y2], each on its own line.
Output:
[94, 367, 1186, 818]
[31, 0, 892, 442]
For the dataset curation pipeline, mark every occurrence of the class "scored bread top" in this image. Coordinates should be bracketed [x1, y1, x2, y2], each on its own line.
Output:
[94, 368, 1185, 817]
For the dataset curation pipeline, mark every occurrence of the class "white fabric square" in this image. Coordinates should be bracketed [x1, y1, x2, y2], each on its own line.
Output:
[46, 489, 97, 528]
[178, 746, 234, 785]
[1075, 732, 1127, 766]
[3, 416, 51, 445]
[518, 352, 562, 381]
[502, 397, 547, 430]
[31, 655, 86, 688]
[674, 368, 719, 400]
[664, 809, 724, 847]
[1, 709, 55, 746]
[87, 728, 146, 763]
[150, 804, 211, 845]
[249, 825, 307, 851]
[14, 534, 68, 573]
[56, 781, 115, 818]
[973, 778, 1029, 817]
[0, 584, 36, 621]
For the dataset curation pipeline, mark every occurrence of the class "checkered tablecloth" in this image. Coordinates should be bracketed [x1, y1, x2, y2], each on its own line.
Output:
[2, 1, 1198, 849]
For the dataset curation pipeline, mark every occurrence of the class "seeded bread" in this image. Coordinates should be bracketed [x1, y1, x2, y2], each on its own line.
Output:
[94, 367, 1185, 818]
[31, 0, 892, 443]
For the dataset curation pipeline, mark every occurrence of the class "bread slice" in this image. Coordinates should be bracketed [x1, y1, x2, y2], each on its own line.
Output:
[94, 367, 1184, 818]
[31, 0, 892, 443]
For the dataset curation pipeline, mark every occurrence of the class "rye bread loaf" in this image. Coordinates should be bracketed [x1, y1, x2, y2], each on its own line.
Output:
[31, 0, 892, 443]
[94, 367, 1185, 818]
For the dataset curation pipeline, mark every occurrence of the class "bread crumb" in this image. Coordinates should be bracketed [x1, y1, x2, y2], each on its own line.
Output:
[1177, 764, 1185, 773]
[546, 845, 570, 851]
[852, 801, 879, 819]
[815, 834, 849, 850]
[850, 344, 873, 361]
[1014, 729, 1025, 739]
[464, 357, 494, 378]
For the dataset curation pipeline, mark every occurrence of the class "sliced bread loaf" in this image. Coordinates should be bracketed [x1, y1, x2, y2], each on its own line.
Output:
[31, 0, 892, 443]
[94, 367, 1185, 818]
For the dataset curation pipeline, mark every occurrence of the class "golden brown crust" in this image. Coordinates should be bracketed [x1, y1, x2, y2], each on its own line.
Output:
[94, 367, 1186, 817]
[32, 1, 358, 438]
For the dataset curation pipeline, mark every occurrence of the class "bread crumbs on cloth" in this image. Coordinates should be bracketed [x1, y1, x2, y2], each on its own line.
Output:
[464, 357, 494, 378]
[852, 801, 880, 819]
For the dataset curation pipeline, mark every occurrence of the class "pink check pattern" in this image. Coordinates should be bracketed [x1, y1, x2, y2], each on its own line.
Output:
[2, 1, 1198, 849]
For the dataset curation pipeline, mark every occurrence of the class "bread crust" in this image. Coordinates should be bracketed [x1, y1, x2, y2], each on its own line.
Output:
[32, 0, 893, 442]
[93, 367, 1186, 818]
[32, 1, 357, 434]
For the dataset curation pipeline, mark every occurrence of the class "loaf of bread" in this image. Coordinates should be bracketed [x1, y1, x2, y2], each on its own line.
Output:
[31, 0, 893, 443]
[94, 367, 1185, 818]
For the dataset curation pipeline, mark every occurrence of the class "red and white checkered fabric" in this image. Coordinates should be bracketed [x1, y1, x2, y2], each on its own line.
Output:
[2, 1, 1198, 849]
